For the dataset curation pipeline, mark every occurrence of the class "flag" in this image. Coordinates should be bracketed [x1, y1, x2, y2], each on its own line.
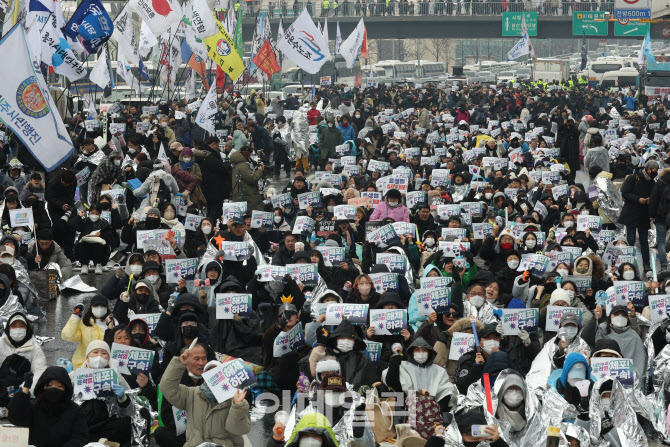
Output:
[139, 20, 158, 57]
[26, 0, 51, 27]
[507, 34, 529, 60]
[277, 17, 285, 66]
[249, 14, 263, 76]
[0, 25, 75, 171]
[322, 17, 328, 42]
[195, 81, 218, 134]
[338, 17, 365, 70]
[62, 0, 113, 53]
[185, 68, 197, 101]
[252, 39, 281, 78]
[520, 13, 535, 61]
[2, 0, 21, 36]
[317, 20, 322, 35]
[128, 0, 183, 37]
[234, 6, 243, 58]
[89, 46, 111, 89]
[639, 31, 656, 68]
[360, 27, 368, 59]
[204, 18, 245, 83]
[112, 6, 140, 63]
[276, 9, 330, 74]
[139, 58, 151, 81]
[222, 4, 237, 35]
[181, 38, 210, 90]
[87, 95, 97, 118]
[335, 22, 341, 55]
[581, 33, 587, 71]
[117, 54, 143, 94]
[188, 0, 218, 38]
[38, 13, 87, 81]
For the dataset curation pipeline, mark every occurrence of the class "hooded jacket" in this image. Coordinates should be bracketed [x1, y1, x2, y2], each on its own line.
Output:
[285, 412, 339, 447]
[113, 279, 161, 326]
[0, 312, 47, 393]
[162, 311, 212, 370]
[152, 292, 207, 343]
[230, 150, 265, 212]
[159, 357, 251, 447]
[27, 239, 72, 279]
[132, 168, 180, 212]
[61, 311, 108, 369]
[319, 118, 345, 160]
[548, 352, 595, 397]
[8, 365, 88, 447]
[408, 264, 442, 332]
[325, 319, 378, 389]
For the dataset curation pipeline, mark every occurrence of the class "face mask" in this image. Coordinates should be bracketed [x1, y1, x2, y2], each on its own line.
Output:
[622, 270, 635, 280]
[188, 371, 202, 380]
[202, 225, 212, 235]
[164, 211, 176, 220]
[508, 259, 519, 269]
[100, 202, 111, 210]
[128, 147, 136, 154]
[562, 326, 578, 341]
[414, 352, 429, 364]
[482, 339, 499, 354]
[113, 159, 121, 167]
[324, 391, 343, 407]
[500, 242, 513, 250]
[145, 216, 160, 228]
[92, 306, 107, 318]
[601, 397, 611, 413]
[299, 437, 323, 447]
[130, 265, 142, 275]
[557, 268, 568, 277]
[328, 123, 334, 128]
[88, 355, 108, 369]
[274, 216, 282, 224]
[358, 284, 371, 295]
[650, 170, 658, 179]
[337, 339, 355, 352]
[470, 295, 485, 308]
[611, 315, 628, 328]
[145, 274, 159, 284]
[422, 150, 428, 156]
[161, 122, 168, 128]
[132, 333, 145, 346]
[0, 257, 13, 264]
[89, 214, 100, 222]
[566, 290, 575, 302]
[327, 206, 335, 213]
[200, 383, 218, 405]
[576, 267, 588, 274]
[526, 240, 536, 249]
[9, 328, 26, 340]
[485, 192, 493, 200]
[424, 238, 435, 247]
[183, 157, 192, 163]
[387, 200, 399, 207]
[581, 210, 589, 215]
[564, 221, 574, 228]
[503, 389, 524, 407]
[42, 387, 65, 404]
[182, 325, 199, 339]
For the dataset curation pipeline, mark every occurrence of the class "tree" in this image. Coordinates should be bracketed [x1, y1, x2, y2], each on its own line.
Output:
[424, 39, 448, 62]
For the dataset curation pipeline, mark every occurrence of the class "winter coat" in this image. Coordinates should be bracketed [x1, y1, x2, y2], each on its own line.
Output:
[337, 122, 356, 141]
[8, 366, 88, 447]
[233, 129, 248, 150]
[433, 317, 485, 382]
[583, 146, 610, 174]
[60, 315, 106, 369]
[250, 125, 273, 153]
[27, 240, 73, 279]
[199, 146, 232, 203]
[0, 312, 47, 393]
[319, 119, 345, 162]
[649, 167, 670, 222]
[324, 320, 378, 389]
[159, 358, 251, 447]
[417, 108, 431, 129]
[558, 123, 580, 168]
[230, 151, 265, 212]
[369, 202, 410, 222]
[619, 168, 655, 228]
[45, 171, 76, 220]
[68, 215, 115, 248]
[113, 280, 161, 326]
[132, 169, 180, 211]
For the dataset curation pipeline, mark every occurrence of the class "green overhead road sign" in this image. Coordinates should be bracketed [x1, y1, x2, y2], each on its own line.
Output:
[572, 11, 608, 36]
[502, 12, 538, 37]
[614, 18, 649, 36]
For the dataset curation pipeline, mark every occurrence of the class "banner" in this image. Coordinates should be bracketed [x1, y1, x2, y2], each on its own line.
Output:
[9, 208, 34, 227]
[195, 81, 218, 134]
[256, 265, 287, 282]
[325, 303, 369, 326]
[219, 241, 251, 261]
[276, 9, 329, 74]
[73, 367, 118, 400]
[63, 0, 113, 53]
[292, 216, 316, 235]
[273, 323, 305, 357]
[369, 309, 407, 335]
[250, 210, 273, 229]
[338, 17, 365, 69]
[164, 258, 199, 283]
[316, 246, 345, 266]
[363, 340, 382, 364]
[129, 0, 183, 36]
[502, 308, 539, 335]
[415, 288, 451, 316]
[111, 342, 155, 375]
[204, 18, 245, 83]
[286, 263, 318, 286]
[111, 6, 140, 63]
[546, 306, 583, 332]
[590, 357, 634, 388]
[252, 39, 281, 78]
[201, 359, 257, 402]
[37, 13, 87, 81]
[449, 332, 475, 361]
[216, 293, 252, 319]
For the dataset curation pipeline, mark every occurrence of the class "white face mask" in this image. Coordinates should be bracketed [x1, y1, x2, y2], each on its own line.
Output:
[503, 389, 524, 407]
[164, 211, 175, 220]
[485, 192, 493, 200]
[299, 436, 323, 447]
[130, 265, 142, 275]
[274, 216, 282, 224]
[424, 238, 435, 247]
[358, 284, 371, 295]
[507, 259, 519, 269]
[9, 328, 26, 340]
[601, 397, 611, 413]
[328, 123, 334, 128]
[526, 240, 536, 249]
[355, 114, 361, 118]
[482, 339, 499, 354]
[183, 157, 191, 163]
[145, 274, 159, 284]
[469, 295, 485, 308]
[324, 391, 343, 407]
[202, 225, 212, 235]
[564, 221, 574, 228]
[161, 122, 168, 128]
[422, 150, 428, 156]
[0, 257, 13, 264]
[557, 268, 569, 277]
[113, 159, 121, 167]
[89, 214, 100, 222]
[337, 339, 355, 352]
[88, 355, 108, 369]
[414, 352, 429, 364]
[92, 306, 107, 318]
[566, 290, 575, 301]
[327, 206, 335, 213]
[611, 315, 628, 328]
[581, 210, 589, 215]
[622, 270, 635, 280]
[387, 200, 399, 207]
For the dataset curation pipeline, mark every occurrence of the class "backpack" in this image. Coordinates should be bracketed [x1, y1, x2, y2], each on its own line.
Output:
[0, 353, 32, 406]
[150, 177, 172, 208]
[403, 390, 443, 440]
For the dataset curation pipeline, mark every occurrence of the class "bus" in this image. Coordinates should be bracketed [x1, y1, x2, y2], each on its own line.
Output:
[280, 55, 361, 86]
[580, 57, 638, 83]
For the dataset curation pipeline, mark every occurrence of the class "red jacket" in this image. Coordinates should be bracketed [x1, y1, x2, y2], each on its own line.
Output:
[170, 166, 197, 193]
[307, 108, 322, 126]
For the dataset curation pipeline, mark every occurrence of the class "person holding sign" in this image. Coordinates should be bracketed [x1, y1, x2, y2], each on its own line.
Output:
[325, 319, 378, 390]
[87, 150, 125, 205]
[26, 229, 73, 279]
[7, 365, 88, 447]
[595, 304, 646, 381]
[369, 189, 410, 223]
[547, 352, 594, 416]
[183, 217, 216, 259]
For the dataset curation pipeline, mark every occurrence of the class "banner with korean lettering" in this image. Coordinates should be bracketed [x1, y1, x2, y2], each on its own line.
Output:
[204, 18, 245, 82]
[219, 241, 252, 261]
[376, 253, 407, 274]
[63, 0, 113, 53]
[420, 276, 453, 288]
[415, 288, 451, 316]
[298, 191, 322, 209]
[449, 332, 475, 361]
[369, 272, 399, 293]
[251, 210, 273, 229]
[0, 26, 76, 171]
[133, 313, 161, 332]
[590, 358, 634, 388]
[325, 303, 369, 325]
[649, 295, 670, 323]
[201, 359, 257, 403]
[276, 9, 330, 74]
[273, 322, 305, 357]
[286, 263, 318, 286]
[545, 306, 583, 332]
[613, 281, 646, 307]
[316, 246, 345, 266]
[363, 340, 382, 364]
[369, 309, 407, 335]
[256, 265, 287, 282]
[164, 258, 199, 283]
[293, 216, 316, 236]
[518, 254, 550, 276]
[577, 215, 602, 232]
[216, 293, 252, 319]
[73, 367, 118, 400]
[502, 308, 539, 335]
[111, 343, 155, 375]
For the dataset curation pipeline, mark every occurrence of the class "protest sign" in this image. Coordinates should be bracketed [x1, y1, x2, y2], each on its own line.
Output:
[369, 309, 407, 335]
[111, 343, 155, 375]
[316, 246, 346, 266]
[251, 211, 274, 229]
[369, 272, 399, 293]
[415, 288, 451, 316]
[545, 306, 583, 332]
[164, 258, 199, 283]
[273, 323, 305, 357]
[298, 191, 322, 209]
[216, 293, 252, 319]
[590, 358, 634, 388]
[449, 332, 475, 360]
[256, 265, 287, 282]
[325, 303, 369, 325]
[201, 359, 258, 402]
[363, 341, 383, 364]
[376, 253, 407, 274]
[293, 216, 316, 235]
[420, 276, 453, 288]
[286, 263, 319, 286]
[73, 367, 118, 400]
[219, 241, 252, 261]
[132, 313, 161, 332]
[9, 208, 34, 227]
[501, 308, 539, 335]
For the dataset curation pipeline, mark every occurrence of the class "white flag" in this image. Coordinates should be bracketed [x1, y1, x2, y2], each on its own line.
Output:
[195, 81, 218, 134]
[129, 0, 183, 37]
[520, 13, 535, 60]
[189, 0, 219, 38]
[507, 34, 529, 60]
[90, 47, 111, 89]
[39, 13, 87, 81]
[113, 6, 140, 64]
[87, 96, 97, 118]
[223, 4, 237, 35]
[0, 26, 75, 171]
[185, 69, 197, 101]
[335, 22, 342, 55]
[338, 18, 365, 70]
[158, 143, 169, 163]
[277, 9, 330, 74]
[117, 54, 143, 94]
[139, 20, 158, 58]
[322, 17, 328, 42]
[277, 18, 285, 67]
[25, 23, 42, 68]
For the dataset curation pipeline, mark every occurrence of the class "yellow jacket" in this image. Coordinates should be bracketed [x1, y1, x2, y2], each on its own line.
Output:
[61, 314, 106, 369]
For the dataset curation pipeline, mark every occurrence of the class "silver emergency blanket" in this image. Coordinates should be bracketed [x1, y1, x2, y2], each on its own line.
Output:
[561, 422, 592, 447]
[643, 324, 670, 442]
[588, 379, 648, 447]
[595, 176, 623, 225]
[34, 335, 55, 346]
[526, 334, 591, 393]
[58, 274, 98, 293]
[200, 230, 267, 269]
[290, 103, 310, 159]
[451, 185, 470, 204]
[385, 246, 416, 293]
[0, 294, 34, 326]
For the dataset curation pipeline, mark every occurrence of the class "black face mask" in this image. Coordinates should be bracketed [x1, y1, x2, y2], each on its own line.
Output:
[182, 325, 198, 339]
[42, 387, 65, 404]
[136, 292, 150, 304]
[100, 202, 111, 210]
[132, 333, 145, 346]
[145, 216, 160, 229]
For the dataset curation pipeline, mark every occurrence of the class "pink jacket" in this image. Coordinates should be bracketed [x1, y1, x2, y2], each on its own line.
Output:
[369, 202, 410, 222]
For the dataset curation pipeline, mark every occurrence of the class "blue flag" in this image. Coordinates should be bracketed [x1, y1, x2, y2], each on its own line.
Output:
[581, 33, 587, 71]
[139, 59, 151, 82]
[63, 0, 113, 53]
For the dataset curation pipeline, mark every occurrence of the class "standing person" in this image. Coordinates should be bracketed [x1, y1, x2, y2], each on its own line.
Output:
[247, 121, 274, 166]
[231, 146, 266, 212]
[620, 160, 658, 272]
[649, 165, 670, 271]
[319, 118, 344, 170]
[558, 118, 580, 184]
[199, 136, 231, 221]
[45, 169, 77, 259]
[307, 102, 322, 125]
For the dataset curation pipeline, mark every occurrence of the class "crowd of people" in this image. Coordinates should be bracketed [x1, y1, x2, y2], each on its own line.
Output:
[0, 78, 669, 447]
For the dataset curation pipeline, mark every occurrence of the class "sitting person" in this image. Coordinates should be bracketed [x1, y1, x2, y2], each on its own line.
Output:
[27, 229, 73, 279]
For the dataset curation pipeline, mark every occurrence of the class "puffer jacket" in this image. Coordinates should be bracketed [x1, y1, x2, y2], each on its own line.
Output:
[27, 240, 73, 279]
[0, 312, 47, 393]
[60, 314, 106, 369]
[133, 169, 180, 211]
[230, 151, 264, 212]
[159, 357, 251, 447]
[369, 201, 410, 222]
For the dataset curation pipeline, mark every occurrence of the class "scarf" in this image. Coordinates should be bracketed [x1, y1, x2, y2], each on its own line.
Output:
[161, 217, 179, 228]
[180, 160, 194, 170]
[642, 169, 652, 181]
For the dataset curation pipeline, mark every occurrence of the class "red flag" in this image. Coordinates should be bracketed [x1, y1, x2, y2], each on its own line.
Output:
[216, 66, 226, 93]
[252, 40, 281, 79]
[360, 28, 368, 59]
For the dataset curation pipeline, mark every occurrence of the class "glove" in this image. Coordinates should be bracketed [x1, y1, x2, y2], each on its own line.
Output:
[23, 372, 34, 389]
[112, 383, 126, 400]
[518, 330, 531, 345]
[73, 303, 85, 317]
[181, 190, 190, 198]
[496, 322, 504, 336]
[522, 270, 531, 283]
[120, 292, 130, 303]
[167, 297, 177, 313]
[115, 267, 125, 279]
[452, 266, 463, 283]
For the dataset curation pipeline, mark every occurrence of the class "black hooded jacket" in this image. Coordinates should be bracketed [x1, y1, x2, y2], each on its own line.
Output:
[113, 280, 161, 326]
[161, 311, 214, 374]
[152, 292, 208, 342]
[324, 319, 378, 389]
[8, 366, 88, 447]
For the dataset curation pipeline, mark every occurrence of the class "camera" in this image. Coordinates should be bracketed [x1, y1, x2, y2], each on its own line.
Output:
[61, 208, 73, 223]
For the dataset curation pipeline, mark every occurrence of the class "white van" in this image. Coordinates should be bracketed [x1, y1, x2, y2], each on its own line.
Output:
[599, 67, 639, 89]
[581, 57, 636, 83]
